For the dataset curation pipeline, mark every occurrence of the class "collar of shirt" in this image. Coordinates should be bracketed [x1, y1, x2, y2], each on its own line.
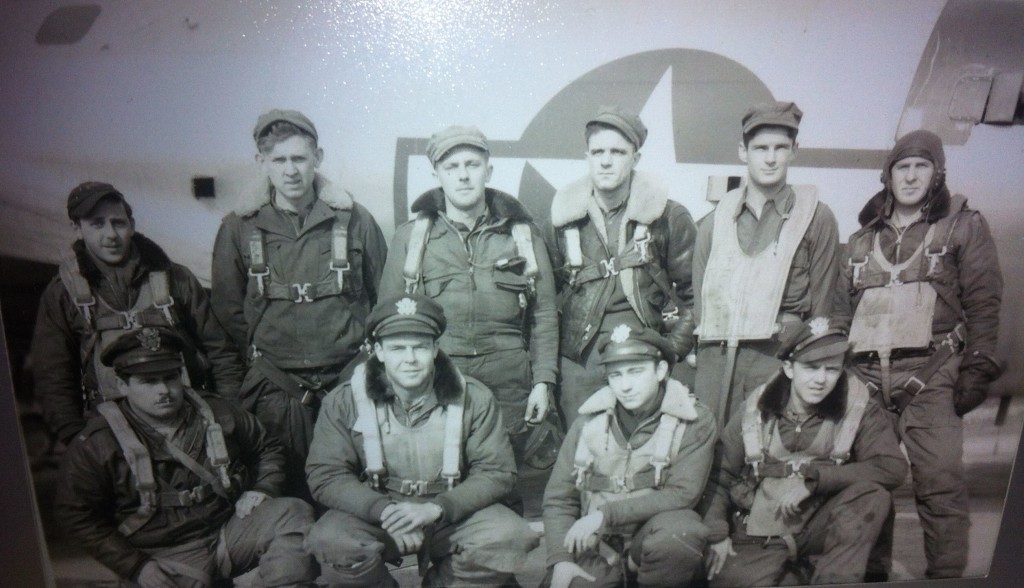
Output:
[442, 204, 493, 235]
[735, 185, 795, 221]
[389, 390, 440, 427]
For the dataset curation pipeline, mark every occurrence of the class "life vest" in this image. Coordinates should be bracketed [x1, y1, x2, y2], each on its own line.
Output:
[740, 374, 870, 537]
[59, 254, 175, 401]
[571, 380, 694, 535]
[846, 195, 969, 355]
[401, 212, 539, 309]
[97, 389, 233, 537]
[245, 207, 353, 303]
[349, 363, 465, 497]
[697, 185, 818, 342]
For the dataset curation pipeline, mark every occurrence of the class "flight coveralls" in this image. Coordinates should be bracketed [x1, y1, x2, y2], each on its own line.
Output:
[703, 372, 906, 587]
[211, 174, 387, 496]
[542, 380, 717, 587]
[692, 184, 840, 422]
[548, 171, 697, 422]
[305, 353, 539, 587]
[379, 187, 558, 454]
[835, 187, 1003, 578]
[53, 393, 317, 586]
[32, 234, 244, 445]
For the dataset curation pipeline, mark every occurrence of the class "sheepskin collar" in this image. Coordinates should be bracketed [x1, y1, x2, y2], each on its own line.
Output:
[578, 378, 698, 421]
[72, 233, 171, 285]
[234, 173, 353, 217]
[757, 369, 847, 422]
[857, 185, 957, 229]
[363, 349, 465, 406]
[550, 171, 668, 228]
[410, 187, 534, 224]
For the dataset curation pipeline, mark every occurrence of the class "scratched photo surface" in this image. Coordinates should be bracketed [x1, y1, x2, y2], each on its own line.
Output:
[1, 1, 1022, 586]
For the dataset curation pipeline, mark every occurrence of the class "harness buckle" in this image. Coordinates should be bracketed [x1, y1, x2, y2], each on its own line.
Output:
[567, 267, 581, 288]
[787, 460, 809, 478]
[292, 283, 314, 303]
[600, 258, 619, 278]
[925, 246, 948, 277]
[403, 276, 420, 295]
[330, 261, 351, 291]
[153, 298, 176, 324]
[118, 311, 141, 330]
[247, 268, 269, 296]
[849, 257, 868, 287]
[634, 234, 651, 262]
[888, 267, 903, 287]
[399, 480, 428, 496]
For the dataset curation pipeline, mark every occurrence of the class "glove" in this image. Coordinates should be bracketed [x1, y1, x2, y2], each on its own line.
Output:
[953, 368, 990, 417]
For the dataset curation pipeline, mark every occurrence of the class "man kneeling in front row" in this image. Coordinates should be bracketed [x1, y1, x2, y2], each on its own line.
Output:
[54, 327, 317, 587]
[542, 325, 718, 587]
[702, 318, 907, 586]
[305, 293, 539, 587]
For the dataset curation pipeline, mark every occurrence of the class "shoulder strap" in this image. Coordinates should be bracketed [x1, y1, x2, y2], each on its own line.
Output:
[572, 411, 608, 488]
[830, 375, 871, 464]
[350, 365, 387, 487]
[247, 229, 270, 296]
[58, 254, 97, 326]
[147, 270, 175, 324]
[510, 222, 539, 293]
[185, 389, 233, 490]
[330, 209, 353, 291]
[647, 413, 683, 487]
[741, 384, 768, 466]
[402, 212, 433, 294]
[440, 382, 467, 489]
[96, 402, 157, 536]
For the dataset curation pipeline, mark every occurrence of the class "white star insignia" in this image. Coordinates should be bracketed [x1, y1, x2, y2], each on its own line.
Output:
[396, 297, 418, 316]
[808, 317, 830, 337]
[610, 324, 632, 343]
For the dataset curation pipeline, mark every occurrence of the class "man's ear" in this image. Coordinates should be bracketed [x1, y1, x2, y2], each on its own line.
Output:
[655, 359, 669, 381]
[116, 375, 131, 397]
[72, 220, 83, 240]
[373, 341, 384, 362]
[255, 152, 265, 166]
[781, 360, 795, 380]
[314, 147, 324, 168]
[737, 141, 748, 164]
[631, 151, 642, 170]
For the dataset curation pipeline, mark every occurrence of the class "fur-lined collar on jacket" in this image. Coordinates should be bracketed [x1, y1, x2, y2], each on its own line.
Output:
[363, 350, 465, 406]
[550, 171, 668, 228]
[411, 187, 535, 224]
[233, 173, 354, 217]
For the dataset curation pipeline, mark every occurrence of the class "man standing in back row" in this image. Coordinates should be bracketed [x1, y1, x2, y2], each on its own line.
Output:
[693, 101, 840, 422]
[835, 129, 1003, 578]
[212, 109, 388, 497]
[549, 105, 698, 423]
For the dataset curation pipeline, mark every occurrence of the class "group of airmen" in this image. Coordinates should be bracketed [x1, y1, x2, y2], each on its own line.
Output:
[30, 100, 1003, 587]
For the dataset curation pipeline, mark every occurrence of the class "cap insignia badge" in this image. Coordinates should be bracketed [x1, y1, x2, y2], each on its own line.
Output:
[808, 317, 830, 337]
[611, 324, 632, 343]
[138, 327, 161, 351]
[396, 297, 417, 316]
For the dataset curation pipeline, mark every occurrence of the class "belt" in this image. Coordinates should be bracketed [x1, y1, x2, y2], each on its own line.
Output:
[252, 354, 339, 408]
[382, 478, 449, 497]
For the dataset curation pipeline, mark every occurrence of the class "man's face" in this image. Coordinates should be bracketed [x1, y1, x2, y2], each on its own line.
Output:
[257, 134, 323, 203]
[585, 128, 640, 195]
[739, 127, 797, 191]
[117, 369, 185, 424]
[890, 156, 935, 211]
[75, 199, 135, 265]
[434, 147, 492, 214]
[783, 354, 845, 409]
[605, 359, 668, 412]
[374, 334, 440, 393]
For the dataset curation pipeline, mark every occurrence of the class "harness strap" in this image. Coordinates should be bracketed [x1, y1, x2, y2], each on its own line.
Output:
[252, 354, 323, 407]
[572, 412, 604, 488]
[574, 410, 683, 491]
[148, 271, 175, 323]
[159, 432, 231, 502]
[97, 402, 158, 536]
[742, 384, 768, 467]
[865, 324, 965, 410]
[441, 383, 466, 489]
[264, 279, 344, 302]
[350, 365, 387, 487]
[93, 308, 175, 331]
[402, 212, 433, 293]
[185, 389, 233, 489]
[510, 222, 539, 295]
[247, 230, 269, 296]
[330, 209, 352, 291]
[648, 414, 682, 487]
[830, 377, 870, 463]
[58, 254, 97, 326]
[248, 209, 353, 297]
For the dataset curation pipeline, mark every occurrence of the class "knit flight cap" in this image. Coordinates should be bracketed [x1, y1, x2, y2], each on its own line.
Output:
[882, 129, 946, 185]
[426, 125, 490, 166]
[598, 324, 675, 365]
[66, 181, 127, 221]
[100, 327, 186, 376]
[742, 101, 803, 134]
[366, 293, 447, 341]
[777, 317, 849, 363]
[587, 105, 648, 149]
[253, 109, 319, 143]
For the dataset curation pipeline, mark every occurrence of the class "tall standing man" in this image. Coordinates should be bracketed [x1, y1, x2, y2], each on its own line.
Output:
[54, 327, 317, 587]
[32, 181, 244, 446]
[549, 105, 698, 423]
[379, 125, 558, 461]
[693, 101, 840, 422]
[212, 109, 388, 497]
[702, 318, 906, 587]
[542, 325, 717, 588]
[836, 129, 1003, 578]
[305, 293, 539, 587]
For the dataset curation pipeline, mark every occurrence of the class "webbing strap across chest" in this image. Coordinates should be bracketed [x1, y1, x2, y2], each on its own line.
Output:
[573, 410, 684, 492]
[59, 256, 175, 332]
[350, 364, 465, 494]
[247, 208, 352, 301]
[562, 223, 652, 288]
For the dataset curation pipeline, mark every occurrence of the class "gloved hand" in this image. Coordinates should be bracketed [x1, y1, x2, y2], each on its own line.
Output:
[953, 368, 990, 417]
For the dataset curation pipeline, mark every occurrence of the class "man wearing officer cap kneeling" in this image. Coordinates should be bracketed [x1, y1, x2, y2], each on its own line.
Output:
[305, 292, 539, 587]
[541, 324, 717, 588]
[54, 327, 318, 587]
[702, 318, 906, 587]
